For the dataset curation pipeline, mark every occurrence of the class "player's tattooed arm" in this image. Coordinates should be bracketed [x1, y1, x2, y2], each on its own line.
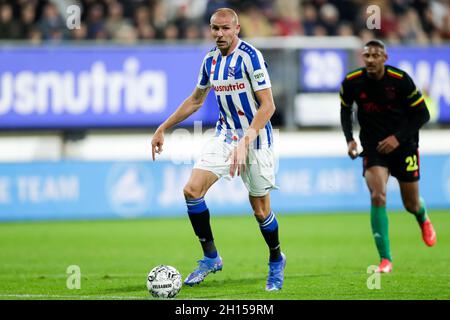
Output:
[245, 88, 276, 145]
[229, 88, 275, 177]
[151, 87, 210, 160]
[158, 87, 210, 133]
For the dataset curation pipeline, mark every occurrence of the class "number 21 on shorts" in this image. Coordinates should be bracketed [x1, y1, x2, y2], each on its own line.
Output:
[405, 154, 418, 172]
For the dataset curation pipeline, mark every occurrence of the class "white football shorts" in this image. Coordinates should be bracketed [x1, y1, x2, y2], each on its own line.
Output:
[193, 136, 278, 197]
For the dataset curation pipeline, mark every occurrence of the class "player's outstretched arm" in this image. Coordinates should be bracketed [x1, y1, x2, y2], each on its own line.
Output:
[151, 87, 210, 161]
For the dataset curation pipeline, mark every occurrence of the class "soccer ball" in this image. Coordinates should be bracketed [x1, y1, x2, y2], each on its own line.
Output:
[146, 265, 182, 298]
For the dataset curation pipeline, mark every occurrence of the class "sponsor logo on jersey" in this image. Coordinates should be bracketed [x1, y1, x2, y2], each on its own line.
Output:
[253, 70, 265, 82]
[213, 83, 246, 92]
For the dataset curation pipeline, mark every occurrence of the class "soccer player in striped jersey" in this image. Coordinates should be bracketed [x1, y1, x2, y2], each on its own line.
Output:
[151, 8, 285, 291]
[340, 39, 436, 273]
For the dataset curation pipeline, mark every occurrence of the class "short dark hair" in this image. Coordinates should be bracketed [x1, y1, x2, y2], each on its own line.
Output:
[364, 39, 386, 50]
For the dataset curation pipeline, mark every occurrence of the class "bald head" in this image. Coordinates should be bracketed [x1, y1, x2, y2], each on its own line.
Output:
[210, 7, 240, 55]
[210, 8, 239, 25]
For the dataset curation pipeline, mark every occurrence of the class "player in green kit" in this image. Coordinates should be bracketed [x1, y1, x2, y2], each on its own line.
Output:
[339, 39, 437, 273]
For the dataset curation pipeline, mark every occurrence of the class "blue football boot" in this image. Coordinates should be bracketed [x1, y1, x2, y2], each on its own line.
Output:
[184, 255, 223, 286]
[265, 252, 286, 291]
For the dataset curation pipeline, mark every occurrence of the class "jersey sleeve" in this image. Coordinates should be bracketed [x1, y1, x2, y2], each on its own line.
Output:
[196, 54, 212, 89]
[339, 78, 354, 108]
[243, 49, 272, 92]
[402, 72, 426, 108]
[339, 78, 355, 142]
[394, 72, 430, 143]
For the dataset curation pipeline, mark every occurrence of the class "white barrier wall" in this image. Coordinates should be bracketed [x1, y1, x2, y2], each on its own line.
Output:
[1, 154, 449, 221]
[1, 129, 450, 221]
[1, 129, 450, 162]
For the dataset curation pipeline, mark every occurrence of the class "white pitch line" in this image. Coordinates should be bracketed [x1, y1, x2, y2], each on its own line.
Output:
[0, 293, 147, 300]
[0, 274, 144, 278]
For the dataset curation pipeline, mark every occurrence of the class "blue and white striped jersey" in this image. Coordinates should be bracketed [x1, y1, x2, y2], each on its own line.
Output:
[197, 39, 274, 149]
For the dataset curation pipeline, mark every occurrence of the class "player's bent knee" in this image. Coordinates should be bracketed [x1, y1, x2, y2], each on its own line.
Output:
[404, 201, 421, 214]
[253, 211, 266, 222]
[250, 199, 271, 222]
[370, 191, 386, 206]
[183, 184, 203, 200]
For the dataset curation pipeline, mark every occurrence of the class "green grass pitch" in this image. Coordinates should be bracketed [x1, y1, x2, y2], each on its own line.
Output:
[0, 211, 449, 300]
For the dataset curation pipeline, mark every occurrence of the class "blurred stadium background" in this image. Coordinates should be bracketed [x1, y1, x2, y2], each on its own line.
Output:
[0, 0, 449, 301]
[1, 0, 449, 220]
